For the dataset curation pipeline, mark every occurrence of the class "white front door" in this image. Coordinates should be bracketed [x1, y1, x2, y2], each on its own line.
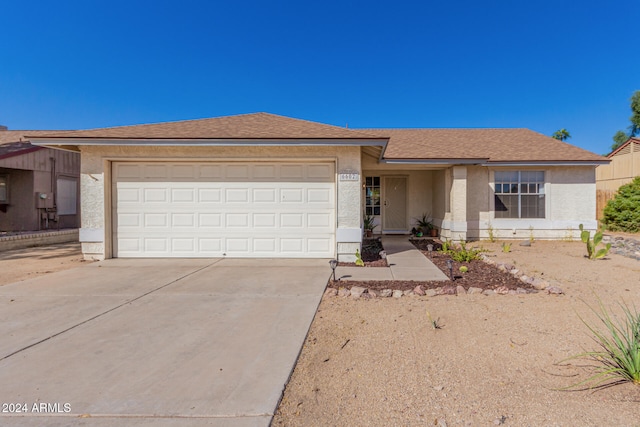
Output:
[112, 161, 336, 258]
[383, 176, 407, 232]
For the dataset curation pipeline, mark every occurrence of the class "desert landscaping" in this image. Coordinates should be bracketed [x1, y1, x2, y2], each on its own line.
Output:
[1, 238, 639, 426]
[274, 237, 640, 426]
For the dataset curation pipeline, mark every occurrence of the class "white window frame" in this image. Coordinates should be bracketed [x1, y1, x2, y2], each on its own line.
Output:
[494, 170, 546, 219]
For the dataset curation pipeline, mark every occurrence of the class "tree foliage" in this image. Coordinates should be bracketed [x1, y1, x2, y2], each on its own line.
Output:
[552, 129, 571, 141]
[601, 176, 640, 232]
[611, 131, 629, 152]
[611, 90, 640, 152]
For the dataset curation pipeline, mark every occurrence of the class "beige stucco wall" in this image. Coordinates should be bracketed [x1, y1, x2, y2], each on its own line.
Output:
[476, 166, 598, 240]
[362, 153, 438, 233]
[79, 144, 362, 261]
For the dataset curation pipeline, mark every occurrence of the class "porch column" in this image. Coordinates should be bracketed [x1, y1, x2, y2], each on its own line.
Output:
[450, 165, 467, 241]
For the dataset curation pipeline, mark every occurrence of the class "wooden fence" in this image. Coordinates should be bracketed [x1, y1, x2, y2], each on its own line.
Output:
[596, 189, 616, 221]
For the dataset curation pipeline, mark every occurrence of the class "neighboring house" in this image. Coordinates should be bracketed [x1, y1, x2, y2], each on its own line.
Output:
[595, 137, 640, 219]
[29, 113, 607, 261]
[0, 128, 80, 232]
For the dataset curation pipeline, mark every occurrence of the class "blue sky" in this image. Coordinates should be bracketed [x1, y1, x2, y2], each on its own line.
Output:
[1, 0, 638, 155]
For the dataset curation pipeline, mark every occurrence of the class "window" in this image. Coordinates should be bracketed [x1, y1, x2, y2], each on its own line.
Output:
[0, 175, 7, 203]
[365, 176, 381, 216]
[494, 171, 545, 218]
[56, 177, 78, 215]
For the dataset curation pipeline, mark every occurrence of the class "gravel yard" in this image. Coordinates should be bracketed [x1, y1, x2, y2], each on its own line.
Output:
[274, 238, 640, 426]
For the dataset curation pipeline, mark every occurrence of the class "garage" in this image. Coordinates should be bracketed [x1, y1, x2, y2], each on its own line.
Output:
[112, 161, 336, 258]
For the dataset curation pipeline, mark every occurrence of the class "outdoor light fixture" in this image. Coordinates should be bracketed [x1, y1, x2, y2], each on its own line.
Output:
[445, 259, 454, 281]
[329, 259, 338, 281]
[427, 244, 433, 257]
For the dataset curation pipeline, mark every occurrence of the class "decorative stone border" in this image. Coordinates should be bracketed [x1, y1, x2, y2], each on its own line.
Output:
[0, 229, 79, 251]
[324, 253, 564, 299]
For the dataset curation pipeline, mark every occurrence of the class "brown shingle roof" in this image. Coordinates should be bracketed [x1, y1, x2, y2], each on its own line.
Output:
[0, 130, 58, 145]
[362, 128, 606, 162]
[24, 113, 606, 163]
[32, 112, 383, 140]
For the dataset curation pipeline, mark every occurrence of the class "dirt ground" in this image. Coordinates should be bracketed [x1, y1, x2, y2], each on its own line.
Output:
[0, 242, 87, 286]
[274, 239, 640, 426]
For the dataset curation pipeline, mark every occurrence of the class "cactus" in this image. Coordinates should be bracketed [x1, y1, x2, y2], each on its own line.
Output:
[355, 249, 365, 266]
[579, 224, 611, 260]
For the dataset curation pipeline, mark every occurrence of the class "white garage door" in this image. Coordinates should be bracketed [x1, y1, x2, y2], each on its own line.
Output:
[112, 162, 336, 258]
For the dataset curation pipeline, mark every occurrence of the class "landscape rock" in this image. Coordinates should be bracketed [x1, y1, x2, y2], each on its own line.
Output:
[467, 287, 483, 294]
[440, 285, 457, 295]
[368, 289, 378, 298]
[425, 289, 438, 297]
[350, 286, 366, 298]
[497, 264, 508, 272]
[483, 289, 496, 296]
[608, 235, 640, 260]
[380, 289, 393, 298]
[413, 285, 425, 296]
[547, 286, 564, 295]
[519, 275, 529, 283]
[324, 288, 337, 297]
[519, 240, 531, 246]
[516, 287, 528, 294]
[456, 285, 466, 295]
[495, 286, 509, 295]
[510, 268, 521, 277]
[392, 289, 403, 298]
[338, 287, 350, 297]
[531, 278, 549, 290]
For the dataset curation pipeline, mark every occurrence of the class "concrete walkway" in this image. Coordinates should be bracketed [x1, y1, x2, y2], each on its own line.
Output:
[336, 235, 449, 281]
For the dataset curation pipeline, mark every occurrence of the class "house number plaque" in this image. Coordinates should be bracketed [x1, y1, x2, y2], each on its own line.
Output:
[338, 171, 359, 181]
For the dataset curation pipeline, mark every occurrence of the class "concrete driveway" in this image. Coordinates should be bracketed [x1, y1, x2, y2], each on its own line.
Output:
[0, 258, 330, 427]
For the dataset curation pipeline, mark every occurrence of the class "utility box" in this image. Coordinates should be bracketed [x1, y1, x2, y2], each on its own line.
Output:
[35, 192, 54, 209]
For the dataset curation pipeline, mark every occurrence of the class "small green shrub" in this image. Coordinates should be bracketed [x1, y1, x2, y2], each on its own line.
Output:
[563, 227, 575, 242]
[487, 222, 496, 242]
[426, 310, 443, 329]
[459, 266, 468, 273]
[501, 242, 511, 253]
[439, 238, 451, 253]
[601, 177, 640, 232]
[579, 224, 611, 260]
[355, 249, 364, 266]
[528, 225, 535, 243]
[444, 240, 486, 262]
[562, 300, 640, 389]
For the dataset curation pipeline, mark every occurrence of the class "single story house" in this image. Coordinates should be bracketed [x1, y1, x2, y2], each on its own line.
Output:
[595, 137, 640, 219]
[29, 113, 608, 261]
[0, 129, 80, 232]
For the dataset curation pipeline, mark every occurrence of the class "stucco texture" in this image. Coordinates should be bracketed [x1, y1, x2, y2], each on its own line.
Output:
[79, 144, 361, 260]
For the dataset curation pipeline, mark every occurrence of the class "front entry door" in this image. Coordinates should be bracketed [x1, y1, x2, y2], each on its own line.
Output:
[383, 176, 407, 232]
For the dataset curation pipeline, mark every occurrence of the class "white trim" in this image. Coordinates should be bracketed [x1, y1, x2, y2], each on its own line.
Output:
[336, 228, 362, 243]
[79, 228, 104, 242]
[381, 158, 487, 165]
[484, 161, 608, 166]
[30, 137, 387, 147]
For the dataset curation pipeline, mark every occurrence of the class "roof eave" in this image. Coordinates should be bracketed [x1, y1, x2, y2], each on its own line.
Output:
[482, 160, 610, 166]
[381, 158, 489, 165]
[28, 137, 389, 148]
